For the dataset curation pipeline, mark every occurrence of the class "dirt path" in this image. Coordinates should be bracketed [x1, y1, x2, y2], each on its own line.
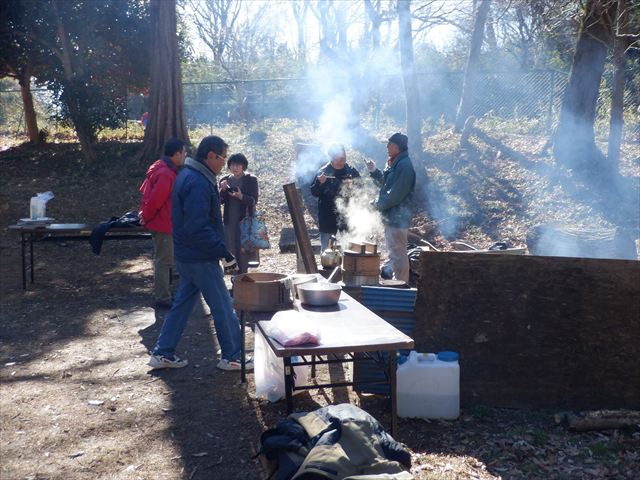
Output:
[2, 138, 638, 479]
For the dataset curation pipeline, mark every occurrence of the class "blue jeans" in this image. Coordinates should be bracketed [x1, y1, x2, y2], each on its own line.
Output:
[153, 260, 241, 361]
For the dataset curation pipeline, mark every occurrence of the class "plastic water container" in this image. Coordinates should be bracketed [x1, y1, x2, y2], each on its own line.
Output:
[30, 196, 46, 219]
[397, 350, 460, 420]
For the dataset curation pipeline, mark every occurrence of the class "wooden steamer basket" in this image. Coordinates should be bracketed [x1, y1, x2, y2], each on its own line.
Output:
[232, 272, 292, 312]
[342, 243, 380, 287]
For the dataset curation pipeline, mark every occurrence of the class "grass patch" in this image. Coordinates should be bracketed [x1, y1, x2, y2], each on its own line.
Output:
[466, 405, 494, 420]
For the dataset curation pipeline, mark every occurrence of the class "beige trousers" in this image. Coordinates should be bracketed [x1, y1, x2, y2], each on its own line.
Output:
[152, 232, 174, 302]
[384, 226, 410, 283]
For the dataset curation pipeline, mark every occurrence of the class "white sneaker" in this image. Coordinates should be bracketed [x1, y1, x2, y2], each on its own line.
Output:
[148, 354, 188, 370]
[217, 358, 254, 371]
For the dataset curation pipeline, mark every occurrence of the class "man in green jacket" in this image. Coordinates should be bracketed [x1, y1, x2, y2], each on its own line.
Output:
[366, 133, 416, 283]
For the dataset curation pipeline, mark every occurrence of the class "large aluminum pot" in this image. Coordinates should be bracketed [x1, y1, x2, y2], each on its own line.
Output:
[285, 274, 320, 299]
[297, 283, 342, 307]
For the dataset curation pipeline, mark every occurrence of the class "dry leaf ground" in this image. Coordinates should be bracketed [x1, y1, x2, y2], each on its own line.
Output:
[1, 121, 638, 479]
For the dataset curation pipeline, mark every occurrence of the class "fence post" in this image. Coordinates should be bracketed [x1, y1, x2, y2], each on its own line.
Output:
[374, 82, 380, 130]
[210, 83, 214, 135]
[125, 89, 128, 140]
[546, 70, 555, 134]
[261, 80, 267, 122]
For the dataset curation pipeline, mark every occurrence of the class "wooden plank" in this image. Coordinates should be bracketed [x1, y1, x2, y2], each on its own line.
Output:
[283, 183, 318, 274]
[414, 251, 640, 410]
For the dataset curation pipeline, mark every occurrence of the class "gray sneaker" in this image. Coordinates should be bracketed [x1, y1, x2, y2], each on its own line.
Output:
[217, 358, 254, 371]
[148, 354, 188, 370]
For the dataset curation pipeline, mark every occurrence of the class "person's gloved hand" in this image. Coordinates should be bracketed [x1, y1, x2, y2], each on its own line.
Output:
[222, 251, 239, 274]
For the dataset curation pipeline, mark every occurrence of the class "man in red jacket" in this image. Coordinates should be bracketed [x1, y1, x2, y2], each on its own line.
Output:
[139, 138, 186, 308]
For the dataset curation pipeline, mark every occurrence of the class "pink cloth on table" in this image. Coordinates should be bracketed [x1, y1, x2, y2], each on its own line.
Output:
[270, 330, 320, 347]
[263, 310, 321, 347]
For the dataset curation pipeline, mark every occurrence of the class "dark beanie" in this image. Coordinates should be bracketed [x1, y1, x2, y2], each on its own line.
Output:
[388, 132, 408, 151]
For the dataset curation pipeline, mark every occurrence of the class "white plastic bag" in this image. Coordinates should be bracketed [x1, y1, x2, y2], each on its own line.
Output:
[261, 310, 321, 347]
[30, 191, 54, 219]
[254, 328, 309, 403]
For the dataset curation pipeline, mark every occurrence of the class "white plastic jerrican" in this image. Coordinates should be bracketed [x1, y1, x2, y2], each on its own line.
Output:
[397, 350, 460, 420]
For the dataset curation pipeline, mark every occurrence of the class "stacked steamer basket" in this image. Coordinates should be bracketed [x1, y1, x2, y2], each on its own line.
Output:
[341, 241, 380, 287]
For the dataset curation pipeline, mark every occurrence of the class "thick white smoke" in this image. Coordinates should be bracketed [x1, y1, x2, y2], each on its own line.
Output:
[335, 177, 384, 248]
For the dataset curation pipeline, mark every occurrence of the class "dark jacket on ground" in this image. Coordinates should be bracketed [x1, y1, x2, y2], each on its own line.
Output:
[259, 403, 412, 480]
[172, 158, 228, 263]
[370, 152, 415, 229]
[310, 163, 360, 234]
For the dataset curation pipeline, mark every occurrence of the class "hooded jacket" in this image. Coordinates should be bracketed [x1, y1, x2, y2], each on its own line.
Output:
[139, 157, 179, 234]
[171, 157, 228, 263]
[370, 152, 415, 229]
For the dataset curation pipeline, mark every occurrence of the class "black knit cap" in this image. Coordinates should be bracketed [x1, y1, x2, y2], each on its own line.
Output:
[388, 132, 408, 151]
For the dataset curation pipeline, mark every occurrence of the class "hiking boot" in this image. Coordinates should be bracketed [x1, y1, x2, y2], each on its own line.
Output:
[148, 354, 188, 370]
[217, 358, 254, 371]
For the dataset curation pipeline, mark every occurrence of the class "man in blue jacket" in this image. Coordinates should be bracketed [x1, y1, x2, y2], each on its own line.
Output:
[148, 135, 252, 372]
[366, 133, 416, 283]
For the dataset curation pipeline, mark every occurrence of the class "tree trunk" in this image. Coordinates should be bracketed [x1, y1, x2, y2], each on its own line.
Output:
[364, 0, 382, 49]
[18, 67, 39, 144]
[316, 1, 335, 62]
[607, 0, 628, 171]
[290, 1, 308, 62]
[398, 0, 429, 203]
[397, 0, 421, 156]
[53, 0, 96, 162]
[138, 0, 189, 163]
[454, 0, 491, 132]
[553, 0, 616, 179]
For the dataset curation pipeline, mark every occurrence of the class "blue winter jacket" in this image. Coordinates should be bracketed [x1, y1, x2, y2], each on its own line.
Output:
[172, 160, 228, 263]
[370, 151, 416, 228]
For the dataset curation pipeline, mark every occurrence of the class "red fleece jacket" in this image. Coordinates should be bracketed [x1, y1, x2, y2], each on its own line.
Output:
[139, 158, 178, 234]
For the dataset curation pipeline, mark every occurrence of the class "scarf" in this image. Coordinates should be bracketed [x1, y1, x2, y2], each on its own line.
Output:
[185, 156, 218, 188]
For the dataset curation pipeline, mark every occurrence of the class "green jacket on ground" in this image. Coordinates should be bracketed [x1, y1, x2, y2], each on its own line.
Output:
[259, 403, 413, 480]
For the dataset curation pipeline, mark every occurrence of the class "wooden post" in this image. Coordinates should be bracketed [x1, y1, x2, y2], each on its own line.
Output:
[283, 183, 318, 274]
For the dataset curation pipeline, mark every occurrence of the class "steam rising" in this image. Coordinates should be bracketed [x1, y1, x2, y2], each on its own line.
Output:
[318, 94, 355, 147]
[292, 49, 400, 246]
[335, 179, 384, 247]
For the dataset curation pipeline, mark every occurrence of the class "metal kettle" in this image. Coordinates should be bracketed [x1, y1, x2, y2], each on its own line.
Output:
[321, 236, 342, 269]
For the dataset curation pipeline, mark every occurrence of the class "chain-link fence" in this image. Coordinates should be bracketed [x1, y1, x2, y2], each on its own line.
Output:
[2, 70, 638, 141]
[174, 70, 639, 141]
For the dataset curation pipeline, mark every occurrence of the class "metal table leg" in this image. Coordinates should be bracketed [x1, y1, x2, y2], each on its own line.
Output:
[284, 356, 294, 414]
[240, 310, 246, 384]
[29, 232, 34, 284]
[20, 233, 27, 290]
[389, 352, 398, 438]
